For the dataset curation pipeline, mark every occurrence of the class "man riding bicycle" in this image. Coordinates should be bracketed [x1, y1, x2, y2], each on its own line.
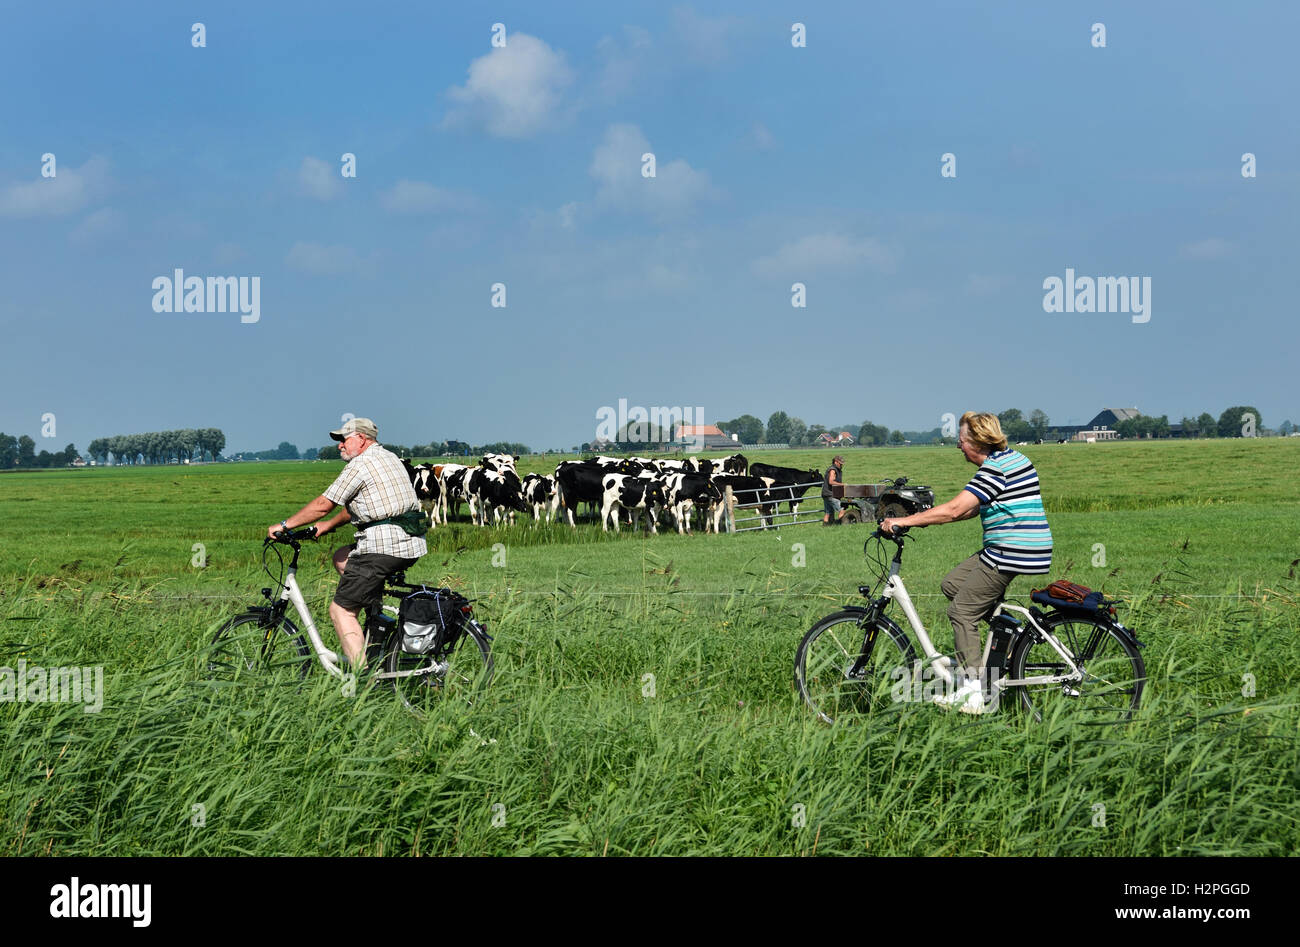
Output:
[879, 412, 1052, 714]
[266, 417, 427, 669]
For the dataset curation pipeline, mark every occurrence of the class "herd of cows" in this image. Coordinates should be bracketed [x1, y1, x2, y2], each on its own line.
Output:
[401, 453, 826, 534]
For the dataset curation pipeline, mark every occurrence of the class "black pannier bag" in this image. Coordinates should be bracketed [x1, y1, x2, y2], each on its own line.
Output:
[398, 588, 469, 655]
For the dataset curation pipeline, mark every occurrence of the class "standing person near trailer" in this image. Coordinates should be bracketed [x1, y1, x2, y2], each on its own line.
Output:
[879, 412, 1052, 713]
[822, 455, 848, 525]
[266, 417, 427, 669]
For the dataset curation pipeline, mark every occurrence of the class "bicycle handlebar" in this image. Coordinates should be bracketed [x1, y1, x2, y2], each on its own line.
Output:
[871, 525, 910, 541]
[268, 526, 318, 545]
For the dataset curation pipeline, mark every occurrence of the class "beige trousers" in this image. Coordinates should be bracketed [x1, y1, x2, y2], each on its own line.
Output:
[941, 552, 1016, 677]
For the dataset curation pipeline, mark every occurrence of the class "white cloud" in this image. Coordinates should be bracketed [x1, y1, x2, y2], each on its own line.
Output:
[752, 233, 899, 276]
[285, 242, 374, 276]
[297, 156, 343, 201]
[646, 262, 691, 292]
[379, 179, 472, 214]
[523, 202, 583, 237]
[0, 156, 110, 217]
[1179, 237, 1232, 260]
[588, 15, 740, 107]
[589, 123, 714, 220]
[671, 6, 744, 65]
[442, 33, 574, 138]
[593, 25, 653, 102]
[69, 207, 123, 245]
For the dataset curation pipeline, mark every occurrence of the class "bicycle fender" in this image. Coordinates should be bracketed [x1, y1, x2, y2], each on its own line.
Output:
[1112, 622, 1145, 649]
[237, 606, 277, 625]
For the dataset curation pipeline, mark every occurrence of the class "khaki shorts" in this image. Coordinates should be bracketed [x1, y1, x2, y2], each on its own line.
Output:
[333, 550, 420, 611]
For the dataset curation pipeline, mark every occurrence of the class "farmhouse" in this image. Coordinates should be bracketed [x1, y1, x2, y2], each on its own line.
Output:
[1055, 407, 1140, 442]
[673, 424, 738, 451]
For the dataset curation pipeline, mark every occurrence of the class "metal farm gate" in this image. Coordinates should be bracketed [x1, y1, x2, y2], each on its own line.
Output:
[721, 481, 824, 532]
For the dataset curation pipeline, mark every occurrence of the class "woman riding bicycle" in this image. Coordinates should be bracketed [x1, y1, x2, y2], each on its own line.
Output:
[879, 412, 1052, 714]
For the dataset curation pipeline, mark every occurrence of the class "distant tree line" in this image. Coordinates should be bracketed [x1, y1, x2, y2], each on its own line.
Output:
[1116, 406, 1278, 439]
[711, 412, 911, 447]
[315, 439, 532, 462]
[709, 405, 1288, 447]
[227, 441, 300, 462]
[0, 433, 81, 468]
[85, 428, 226, 465]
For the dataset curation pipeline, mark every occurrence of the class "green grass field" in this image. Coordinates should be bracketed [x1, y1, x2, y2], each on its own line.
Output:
[2, 439, 1297, 855]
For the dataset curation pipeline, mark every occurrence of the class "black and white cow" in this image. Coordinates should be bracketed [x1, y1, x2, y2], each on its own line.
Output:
[660, 472, 723, 534]
[403, 459, 442, 528]
[438, 464, 471, 521]
[694, 455, 746, 477]
[521, 473, 559, 523]
[466, 468, 528, 526]
[657, 457, 697, 474]
[710, 474, 776, 531]
[748, 464, 822, 516]
[556, 458, 640, 524]
[599, 474, 667, 533]
[721, 453, 748, 475]
[481, 453, 519, 476]
[555, 461, 614, 527]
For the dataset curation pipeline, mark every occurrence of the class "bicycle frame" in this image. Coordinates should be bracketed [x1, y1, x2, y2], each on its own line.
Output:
[877, 556, 1085, 698]
[278, 566, 344, 677]
[279, 564, 462, 683]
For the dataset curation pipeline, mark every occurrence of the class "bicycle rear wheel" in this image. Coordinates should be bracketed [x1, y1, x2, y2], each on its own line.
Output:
[384, 619, 493, 717]
[208, 611, 312, 681]
[1007, 612, 1145, 723]
[795, 610, 917, 724]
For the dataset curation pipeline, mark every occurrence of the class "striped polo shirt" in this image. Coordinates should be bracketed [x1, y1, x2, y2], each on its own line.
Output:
[962, 448, 1052, 574]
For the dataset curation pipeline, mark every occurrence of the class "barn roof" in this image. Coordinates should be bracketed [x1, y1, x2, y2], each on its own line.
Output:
[1104, 407, 1141, 422]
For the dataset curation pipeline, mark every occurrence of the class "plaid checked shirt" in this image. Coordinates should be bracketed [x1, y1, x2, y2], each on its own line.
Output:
[323, 444, 428, 558]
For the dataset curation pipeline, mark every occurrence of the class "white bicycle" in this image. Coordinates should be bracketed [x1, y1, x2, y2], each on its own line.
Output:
[206, 527, 492, 716]
[794, 528, 1146, 724]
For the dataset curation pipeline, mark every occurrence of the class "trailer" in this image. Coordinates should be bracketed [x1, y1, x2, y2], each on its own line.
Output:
[721, 476, 935, 531]
[832, 477, 935, 524]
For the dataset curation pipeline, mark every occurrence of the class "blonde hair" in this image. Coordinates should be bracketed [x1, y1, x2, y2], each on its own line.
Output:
[960, 412, 1008, 452]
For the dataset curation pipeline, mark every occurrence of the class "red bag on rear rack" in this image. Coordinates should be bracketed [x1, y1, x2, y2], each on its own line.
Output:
[1030, 579, 1116, 616]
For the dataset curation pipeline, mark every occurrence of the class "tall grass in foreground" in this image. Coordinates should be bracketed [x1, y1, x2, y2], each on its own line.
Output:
[3, 440, 1297, 855]
[2, 576, 1296, 856]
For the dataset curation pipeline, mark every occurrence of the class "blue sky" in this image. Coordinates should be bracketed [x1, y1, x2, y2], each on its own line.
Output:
[1, 1, 1295, 454]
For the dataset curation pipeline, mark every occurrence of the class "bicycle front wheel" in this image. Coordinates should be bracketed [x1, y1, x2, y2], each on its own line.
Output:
[208, 611, 312, 681]
[1007, 612, 1145, 723]
[384, 619, 493, 717]
[795, 610, 917, 724]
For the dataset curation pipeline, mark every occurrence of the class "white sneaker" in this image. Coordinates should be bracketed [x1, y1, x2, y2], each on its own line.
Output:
[930, 676, 981, 710]
[957, 688, 988, 715]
